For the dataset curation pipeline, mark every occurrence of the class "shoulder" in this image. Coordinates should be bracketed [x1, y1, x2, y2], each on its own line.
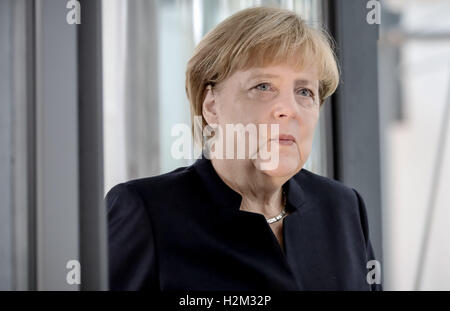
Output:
[293, 168, 362, 214]
[105, 163, 198, 212]
[295, 168, 359, 199]
[105, 164, 198, 246]
[294, 168, 372, 244]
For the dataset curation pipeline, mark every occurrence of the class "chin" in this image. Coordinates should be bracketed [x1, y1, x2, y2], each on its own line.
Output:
[253, 155, 301, 178]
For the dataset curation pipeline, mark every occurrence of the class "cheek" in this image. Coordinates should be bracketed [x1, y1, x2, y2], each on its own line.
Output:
[219, 97, 261, 125]
[215, 98, 236, 125]
[298, 109, 319, 140]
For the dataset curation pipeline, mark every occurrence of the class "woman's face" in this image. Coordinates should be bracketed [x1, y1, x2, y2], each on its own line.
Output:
[203, 63, 320, 178]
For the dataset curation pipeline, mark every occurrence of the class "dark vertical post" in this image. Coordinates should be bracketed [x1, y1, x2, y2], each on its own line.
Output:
[26, 0, 37, 291]
[326, 0, 384, 263]
[78, 0, 107, 290]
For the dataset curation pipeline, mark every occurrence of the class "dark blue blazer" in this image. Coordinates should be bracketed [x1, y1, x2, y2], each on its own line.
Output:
[106, 157, 382, 291]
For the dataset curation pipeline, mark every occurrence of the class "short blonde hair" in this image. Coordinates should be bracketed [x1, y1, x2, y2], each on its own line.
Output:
[185, 6, 339, 132]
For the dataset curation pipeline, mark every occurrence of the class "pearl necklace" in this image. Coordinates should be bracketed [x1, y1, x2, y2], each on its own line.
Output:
[265, 190, 287, 224]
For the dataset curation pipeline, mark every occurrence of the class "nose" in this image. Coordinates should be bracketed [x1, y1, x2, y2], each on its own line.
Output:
[272, 90, 298, 120]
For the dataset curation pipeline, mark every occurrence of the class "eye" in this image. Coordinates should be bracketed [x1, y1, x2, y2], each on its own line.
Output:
[254, 83, 272, 92]
[297, 88, 314, 97]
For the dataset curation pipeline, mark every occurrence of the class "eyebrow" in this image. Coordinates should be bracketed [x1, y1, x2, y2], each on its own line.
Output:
[247, 72, 316, 87]
[248, 73, 280, 80]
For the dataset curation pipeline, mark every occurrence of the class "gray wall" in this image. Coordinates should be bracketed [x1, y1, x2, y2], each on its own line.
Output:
[1, 0, 106, 290]
[0, 0, 14, 291]
[35, 0, 80, 290]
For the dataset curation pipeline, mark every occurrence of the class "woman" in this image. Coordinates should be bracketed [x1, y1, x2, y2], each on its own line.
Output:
[106, 7, 382, 291]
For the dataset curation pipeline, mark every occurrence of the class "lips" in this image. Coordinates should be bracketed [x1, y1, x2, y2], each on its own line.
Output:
[271, 134, 296, 146]
[278, 134, 295, 142]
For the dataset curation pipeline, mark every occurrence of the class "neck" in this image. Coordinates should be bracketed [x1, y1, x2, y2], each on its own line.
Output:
[211, 158, 288, 217]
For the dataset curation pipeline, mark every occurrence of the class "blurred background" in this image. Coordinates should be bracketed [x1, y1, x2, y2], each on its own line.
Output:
[1, 0, 449, 290]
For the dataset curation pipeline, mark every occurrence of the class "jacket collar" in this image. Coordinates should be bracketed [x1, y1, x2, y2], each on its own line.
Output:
[192, 156, 308, 213]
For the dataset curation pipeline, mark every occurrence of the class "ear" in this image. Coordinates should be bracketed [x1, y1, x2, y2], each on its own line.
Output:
[202, 85, 219, 126]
